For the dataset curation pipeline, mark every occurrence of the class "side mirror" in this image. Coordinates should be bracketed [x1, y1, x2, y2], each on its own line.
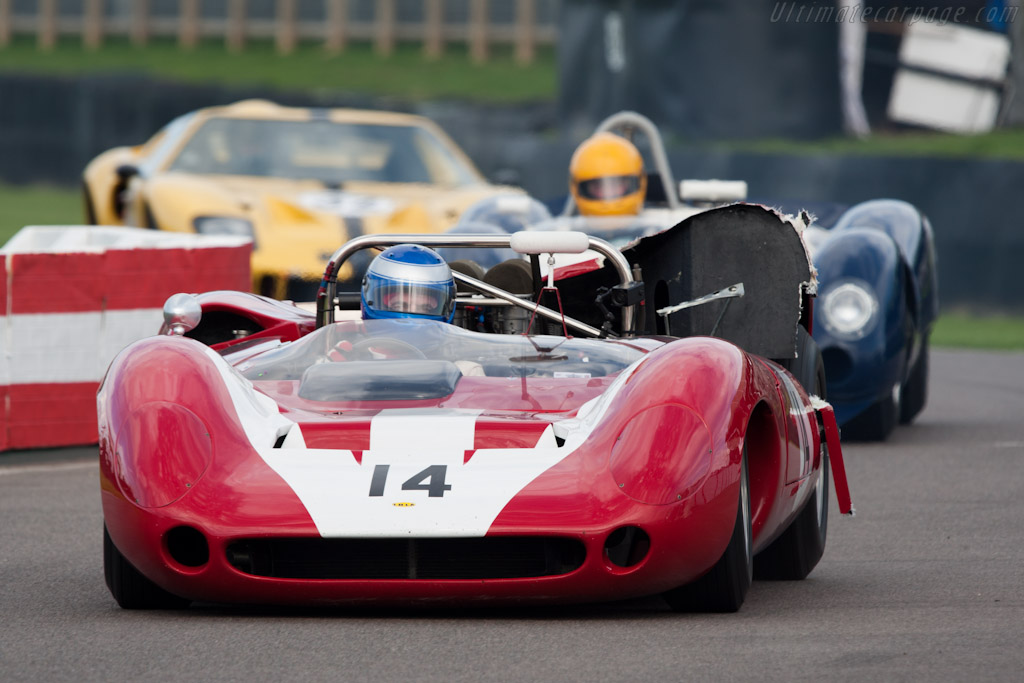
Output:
[161, 293, 202, 336]
[115, 164, 140, 181]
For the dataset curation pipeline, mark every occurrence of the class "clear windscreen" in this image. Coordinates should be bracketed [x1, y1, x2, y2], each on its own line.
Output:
[238, 318, 647, 383]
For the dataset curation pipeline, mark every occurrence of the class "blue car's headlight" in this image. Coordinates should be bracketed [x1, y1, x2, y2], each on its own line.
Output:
[820, 280, 879, 339]
[193, 216, 256, 246]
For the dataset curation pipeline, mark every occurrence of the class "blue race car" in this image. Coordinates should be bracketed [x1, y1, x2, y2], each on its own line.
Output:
[803, 199, 938, 440]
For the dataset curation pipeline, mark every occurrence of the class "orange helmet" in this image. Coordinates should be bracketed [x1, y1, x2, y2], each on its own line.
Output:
[569, 132, 646, 216]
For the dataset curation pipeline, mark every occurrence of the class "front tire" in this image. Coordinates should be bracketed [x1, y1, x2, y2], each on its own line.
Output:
[103, 525, 190, 610]
[663, 450, 752, 613]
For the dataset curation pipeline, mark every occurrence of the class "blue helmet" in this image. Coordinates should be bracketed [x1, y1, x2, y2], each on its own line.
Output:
[360, 244, 456, 323]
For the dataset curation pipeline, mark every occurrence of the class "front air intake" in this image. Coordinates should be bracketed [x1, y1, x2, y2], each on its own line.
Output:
[166, 526, 209, 568]
[226, 537, 586, 580]
[604, 526, 650, 568]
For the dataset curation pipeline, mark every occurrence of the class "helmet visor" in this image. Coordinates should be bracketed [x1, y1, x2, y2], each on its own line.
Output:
[370, 283, 450, 318]
[576, 175, 642, 201]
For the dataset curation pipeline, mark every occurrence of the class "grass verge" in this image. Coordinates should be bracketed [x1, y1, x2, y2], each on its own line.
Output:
[931, 313, 1024, 351]
[711, 129, 1024, 161]
[0, 182, 83, 244]
[0, 36, 557, 103]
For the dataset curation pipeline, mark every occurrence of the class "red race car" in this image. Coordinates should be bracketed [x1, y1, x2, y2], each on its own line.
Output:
[98, 203, 852, 612]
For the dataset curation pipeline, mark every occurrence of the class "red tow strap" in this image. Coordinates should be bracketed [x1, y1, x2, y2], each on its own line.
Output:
[817, 403, 854, 516]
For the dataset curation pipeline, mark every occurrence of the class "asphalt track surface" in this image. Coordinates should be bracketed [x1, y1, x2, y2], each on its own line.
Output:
[1, 348, 1022, 682]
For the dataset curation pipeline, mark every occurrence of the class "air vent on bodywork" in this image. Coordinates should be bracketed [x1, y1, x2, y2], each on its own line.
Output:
[603, 526, 650, 568]
[226, 537, 585, 580]
[166, 526, 210, 567]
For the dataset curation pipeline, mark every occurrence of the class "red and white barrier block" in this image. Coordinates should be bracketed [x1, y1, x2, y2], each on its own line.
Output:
[1, 226, 252, 452]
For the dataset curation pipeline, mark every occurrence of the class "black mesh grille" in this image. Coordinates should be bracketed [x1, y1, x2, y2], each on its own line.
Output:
[226, 537, 586, 580]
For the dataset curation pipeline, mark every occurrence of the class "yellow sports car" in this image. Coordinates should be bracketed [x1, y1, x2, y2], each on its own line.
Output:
[83, 99, 520, 300]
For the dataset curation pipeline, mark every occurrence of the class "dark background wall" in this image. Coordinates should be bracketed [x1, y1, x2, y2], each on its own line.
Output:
[0, 73, 1019, 313]
[557, 0, 843, 141]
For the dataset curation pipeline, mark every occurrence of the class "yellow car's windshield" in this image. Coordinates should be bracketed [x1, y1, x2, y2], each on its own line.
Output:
[167, 117, 480, 186]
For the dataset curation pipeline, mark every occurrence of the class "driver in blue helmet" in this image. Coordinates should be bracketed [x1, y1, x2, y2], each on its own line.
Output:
[360, 244, 456, 323]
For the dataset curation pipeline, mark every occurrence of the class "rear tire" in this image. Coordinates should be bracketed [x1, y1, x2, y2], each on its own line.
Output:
[663, 450, 752, 613]
[104, 525, 190, 610]
[754, 450, 829, 580]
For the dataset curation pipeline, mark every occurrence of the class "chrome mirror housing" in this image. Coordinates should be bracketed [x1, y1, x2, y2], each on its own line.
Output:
[161, 293, 202, 336]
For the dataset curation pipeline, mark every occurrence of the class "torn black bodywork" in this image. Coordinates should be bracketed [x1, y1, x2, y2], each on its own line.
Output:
[559, 204, 814, 360]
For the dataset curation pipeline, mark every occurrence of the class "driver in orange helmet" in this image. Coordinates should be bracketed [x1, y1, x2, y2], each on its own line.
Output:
[568, 132, 647, 217]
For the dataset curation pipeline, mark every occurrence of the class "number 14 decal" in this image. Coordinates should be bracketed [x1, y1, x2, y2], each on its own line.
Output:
[369, 464, 452, 498]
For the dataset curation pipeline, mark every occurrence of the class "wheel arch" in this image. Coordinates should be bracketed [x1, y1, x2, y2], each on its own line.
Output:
[741, 399, 785, 549]
[83, 146, 137, 225]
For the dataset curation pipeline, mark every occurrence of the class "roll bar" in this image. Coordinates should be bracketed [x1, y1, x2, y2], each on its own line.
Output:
[315, 232, 637, 337]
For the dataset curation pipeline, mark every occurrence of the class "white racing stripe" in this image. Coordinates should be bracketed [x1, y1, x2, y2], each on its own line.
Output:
[200, 345, 294, 450]
[258, 411, 565, 538]
[369, 408, 479, 451]
[208, 345, 651, 538]
[297, 191, 397, 217]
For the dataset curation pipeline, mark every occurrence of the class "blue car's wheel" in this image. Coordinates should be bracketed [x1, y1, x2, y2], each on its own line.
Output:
[104, 525, 190, 610]
[663, 448, 752, 613]
[899, 338, 929, 424]
[842, 391, 897, 441]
